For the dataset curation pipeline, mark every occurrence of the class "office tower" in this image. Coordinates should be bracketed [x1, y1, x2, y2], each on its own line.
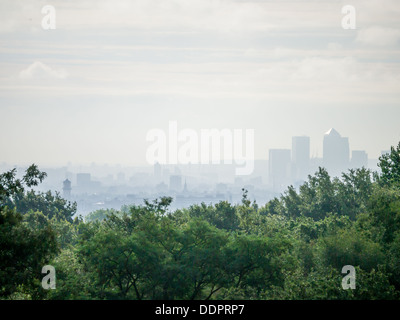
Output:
[323, 128, 349, 176]
[183, 179, 189, 194]
[351, 150, 368, 168]
[169, 175, 182, 192]
[76, 173, 92, 193]
[269, 149, 291, 192]
[154, 162, 162, 180]
[77, 173, 91, 187]
[62, 179, 72, 198]
[292, 136, 310, 181]
[117, 172, 125, 184]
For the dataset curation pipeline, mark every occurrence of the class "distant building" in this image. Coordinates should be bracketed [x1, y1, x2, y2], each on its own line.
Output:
[323, 128, 349, 176]
[129, 172, 150, 186]
[117, 172, 125, 184]
[76, 173, 102, 193]
[62, 179, 72, 198]
[269, 149, 291, 192]
[156, 182, 168, 193]
[216, 183, 228, 193]
[351, 150, 368, 168]
[234, 177, 244, 186]
[169, 175, 182, 192]
[163, 168, 170, 183]
[292, 136, 310, 181]
[77, 173, 91, 187]
[182, 179, 189, 195]
[154, 162, 162, 180]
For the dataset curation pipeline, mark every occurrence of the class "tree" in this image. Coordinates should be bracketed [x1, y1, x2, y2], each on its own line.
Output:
[316, 228, 384, 272]
[367, 186, 400, 244]
[78, 225, 162, 299]
[14, 190, 77, 223]
[377, 141, 400, 188]
[0, 165, 58, 299]
[0, 164, 46, 206]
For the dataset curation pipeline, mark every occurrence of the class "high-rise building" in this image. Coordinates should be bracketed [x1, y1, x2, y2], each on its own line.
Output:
[76, 173, 93, 193]
[323, 128, 349, 176]
[183, 179, 189, 194]
[292, 136, 310, 181]
[117, 172, 125, 184]
[154, 162, 162, 180]
[351, 150, 368, 168]
[77, 173, 91, 187]
[269, 149, 291, 192]
[169, 175, 182, 192]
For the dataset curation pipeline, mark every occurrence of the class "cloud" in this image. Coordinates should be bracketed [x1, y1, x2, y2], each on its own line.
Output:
[356, 26, 400, 46]
[327, 43, 343, 51]
[19, 61, 68, 80]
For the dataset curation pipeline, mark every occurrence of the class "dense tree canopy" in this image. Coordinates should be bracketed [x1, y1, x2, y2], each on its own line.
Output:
[0, 165, 58, 299]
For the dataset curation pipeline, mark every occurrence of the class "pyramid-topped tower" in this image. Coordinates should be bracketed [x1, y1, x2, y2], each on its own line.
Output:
[324, 128, 341, 137]
[323, 128, 349, 177]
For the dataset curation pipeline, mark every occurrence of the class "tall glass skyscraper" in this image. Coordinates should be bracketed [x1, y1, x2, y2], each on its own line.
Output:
[292, 136, 310, 181]
[323, 128, 349, 177]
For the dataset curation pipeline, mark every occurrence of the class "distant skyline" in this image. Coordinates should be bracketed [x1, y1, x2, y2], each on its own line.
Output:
[1, 0, 400, 167]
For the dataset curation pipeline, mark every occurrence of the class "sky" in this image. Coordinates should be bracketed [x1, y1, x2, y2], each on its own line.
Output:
[1, 0, 400, 167]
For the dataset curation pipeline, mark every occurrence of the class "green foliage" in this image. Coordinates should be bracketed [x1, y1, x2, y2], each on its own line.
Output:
[0, 164, 46, 204]
[367, 186, 400, 244]
[316, 228, 384, 272]
[0, 165, 75, 299]
[264, 267, 350, 300]
[180, 201, 240, 232]
[85, 208, 117, 222]
[0, 207, 58, 299]
[46, 249, 92, 300]
[263, 167, 373, 221]
[14, 190, 77, 223]
[378, 141, 400, 188]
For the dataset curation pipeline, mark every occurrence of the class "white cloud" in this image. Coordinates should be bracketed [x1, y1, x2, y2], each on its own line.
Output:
[356, 26, 400, 46]
[19, 61, 68, 80]
[327, 42, 343, 51]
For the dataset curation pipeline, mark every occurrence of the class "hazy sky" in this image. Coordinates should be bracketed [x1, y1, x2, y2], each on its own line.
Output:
[1, 0, 400, 167]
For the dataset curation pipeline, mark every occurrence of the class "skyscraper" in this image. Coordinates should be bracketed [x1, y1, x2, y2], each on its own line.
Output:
[169, 175, 182, 192]
[323, 128, 349, 176]
[292, 136, 310, 181]
[154, 162, 162, 180]
[269, 149, 291, 192]
[77, 173, 91, 187]
[351, 150, 368, 168]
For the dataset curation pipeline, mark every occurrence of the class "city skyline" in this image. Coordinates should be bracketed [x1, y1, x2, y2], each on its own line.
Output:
[0, 126, 393, 168]
[1, 127, 385, 215]
[0, 126, 384, 173]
